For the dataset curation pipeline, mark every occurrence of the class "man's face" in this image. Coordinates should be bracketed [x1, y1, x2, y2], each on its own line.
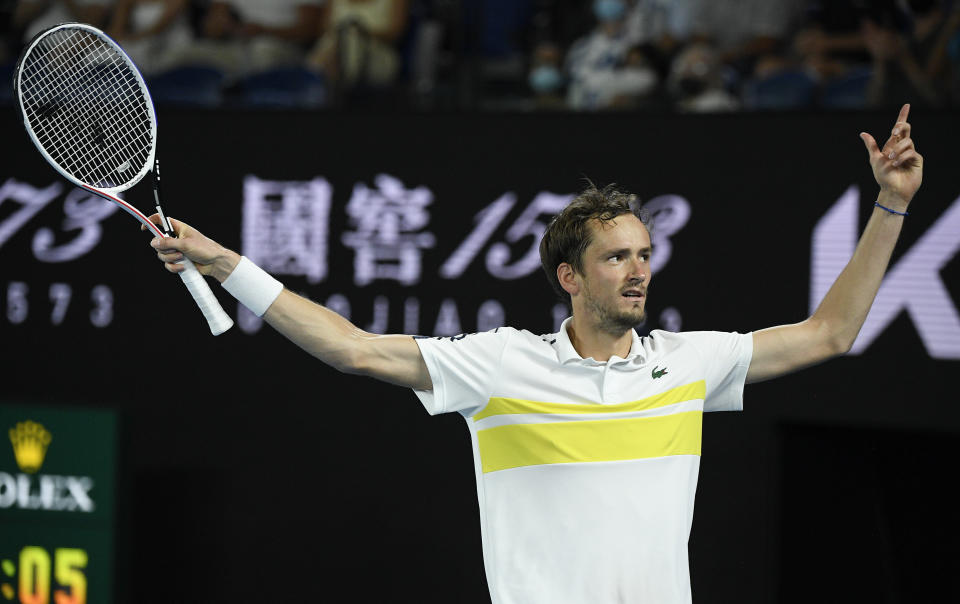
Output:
[573, 214, 652, 335]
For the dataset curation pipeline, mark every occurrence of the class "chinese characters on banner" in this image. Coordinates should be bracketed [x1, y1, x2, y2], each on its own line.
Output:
[342, 173, 436, 287]
[242, 176, 332, 284]
[0, 173, 691, 336]
[238, 173, 692, 337]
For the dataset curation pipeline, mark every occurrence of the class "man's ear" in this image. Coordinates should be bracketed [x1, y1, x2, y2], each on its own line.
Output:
[557, 262, 579, 296]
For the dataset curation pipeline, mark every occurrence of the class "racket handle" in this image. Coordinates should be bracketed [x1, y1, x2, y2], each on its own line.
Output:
[177, 257, 234, 335]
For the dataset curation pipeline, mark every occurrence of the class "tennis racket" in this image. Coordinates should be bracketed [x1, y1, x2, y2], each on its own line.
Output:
[13, 22, 233, 335]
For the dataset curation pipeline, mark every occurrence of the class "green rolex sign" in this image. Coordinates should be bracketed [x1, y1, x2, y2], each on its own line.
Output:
[0, 404, 116, 604]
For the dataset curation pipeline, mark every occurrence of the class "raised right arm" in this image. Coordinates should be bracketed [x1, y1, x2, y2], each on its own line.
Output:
[148, 216, 432, 390]
[261, 290, 432, 389]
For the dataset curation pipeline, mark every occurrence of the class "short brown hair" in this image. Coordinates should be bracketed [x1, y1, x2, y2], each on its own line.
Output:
[538, 183, 650, 301]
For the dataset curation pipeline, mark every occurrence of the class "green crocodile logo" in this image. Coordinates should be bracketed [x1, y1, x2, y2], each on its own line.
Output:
[651, 366, 668, 379]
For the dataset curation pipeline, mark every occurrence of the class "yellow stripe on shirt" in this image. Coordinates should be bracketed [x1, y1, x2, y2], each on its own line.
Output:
[476, 410, 703, 473]
[473, 380, 706, 421]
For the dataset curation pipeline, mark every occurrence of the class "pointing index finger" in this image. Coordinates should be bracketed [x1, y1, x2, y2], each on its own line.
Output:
[896, 103, 910, 127]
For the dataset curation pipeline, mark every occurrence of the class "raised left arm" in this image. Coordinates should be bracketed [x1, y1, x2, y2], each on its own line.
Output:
[746, 104, 924, 383]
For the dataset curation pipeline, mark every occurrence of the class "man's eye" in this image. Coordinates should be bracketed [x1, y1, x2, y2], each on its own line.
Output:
[609, 255, 621, 262]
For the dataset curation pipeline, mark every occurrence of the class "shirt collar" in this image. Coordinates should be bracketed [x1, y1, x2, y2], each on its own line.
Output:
[553, 317, 644, 365]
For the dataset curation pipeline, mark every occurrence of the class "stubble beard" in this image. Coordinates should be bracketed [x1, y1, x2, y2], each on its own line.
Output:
[583, 287, 646, 337]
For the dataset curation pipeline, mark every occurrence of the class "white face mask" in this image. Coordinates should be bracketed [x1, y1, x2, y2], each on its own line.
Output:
[593, 0, 627, 22]
[529, 66, 563, 93]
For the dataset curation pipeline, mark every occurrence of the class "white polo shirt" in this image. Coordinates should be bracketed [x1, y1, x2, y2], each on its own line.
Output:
[413, 318, 753, 604]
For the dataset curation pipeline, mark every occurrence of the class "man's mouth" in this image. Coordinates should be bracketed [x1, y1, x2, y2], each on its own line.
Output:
[621, 289, 645, 299]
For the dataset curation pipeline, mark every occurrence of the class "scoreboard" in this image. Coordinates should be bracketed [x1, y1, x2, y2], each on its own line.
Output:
[0, 405, 116, 604]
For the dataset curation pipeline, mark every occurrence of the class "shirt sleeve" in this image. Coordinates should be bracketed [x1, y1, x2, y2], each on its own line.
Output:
[411, 328, 512, 417]
[683, 331, 753, 412]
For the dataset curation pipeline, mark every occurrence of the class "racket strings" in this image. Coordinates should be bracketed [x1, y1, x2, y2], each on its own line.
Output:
[25, 36, 147, 186]
[50, 32, 150, 185]
[38, 30, 150, 171]
[18, 27, 153, 190]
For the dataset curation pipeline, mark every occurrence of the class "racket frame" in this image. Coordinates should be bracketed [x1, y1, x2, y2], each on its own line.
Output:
[13, 22, 233, 335]
[16, 23, 158, 198]
[15, 22, 166, 238]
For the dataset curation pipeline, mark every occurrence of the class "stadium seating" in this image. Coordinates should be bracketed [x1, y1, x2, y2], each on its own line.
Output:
[820, 67, 872, 109]
[148, 65, 226, 107]
[742, 69, 817, 110]
[237, 67, 328, 108]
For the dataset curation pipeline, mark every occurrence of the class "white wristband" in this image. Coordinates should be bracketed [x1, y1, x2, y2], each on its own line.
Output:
[221, 256, 283, 317]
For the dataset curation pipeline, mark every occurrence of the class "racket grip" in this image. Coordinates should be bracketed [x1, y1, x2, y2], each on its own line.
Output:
[177, 257, 234, 335]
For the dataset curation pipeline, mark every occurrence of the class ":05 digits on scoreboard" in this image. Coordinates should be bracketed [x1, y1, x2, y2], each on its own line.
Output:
[2, 547, 87, 604]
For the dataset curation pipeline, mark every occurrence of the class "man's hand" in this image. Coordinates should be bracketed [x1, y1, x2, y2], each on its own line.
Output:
[859, 103, 924, 211]
[142, 215, 240, 282]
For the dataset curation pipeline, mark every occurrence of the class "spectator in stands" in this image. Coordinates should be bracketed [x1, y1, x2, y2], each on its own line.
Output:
[610, 43, 664, 108]
[791, 0, 892, 82]
[527, 40, 566, 110]
[183, 0, 321, 77]
[14, 0, 112, 42]
[685, 0, 803, 82]
[106, 0, 194, 75]
[668, 41, 740, 112]
[565, 0, 658, 110]
[863, 0, 960, 108]
[622, 0, 696, 78]
[305, 0, 409, 89]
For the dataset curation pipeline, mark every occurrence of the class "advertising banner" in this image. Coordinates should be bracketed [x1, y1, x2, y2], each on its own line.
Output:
[0, 108, 956, 602]
[0, 404, 116, 604]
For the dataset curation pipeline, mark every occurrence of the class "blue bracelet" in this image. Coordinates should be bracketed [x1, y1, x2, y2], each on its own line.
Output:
[874, 201, 909, 216]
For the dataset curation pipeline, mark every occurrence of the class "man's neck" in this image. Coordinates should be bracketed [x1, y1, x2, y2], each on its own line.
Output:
[567, 316, 633, 362]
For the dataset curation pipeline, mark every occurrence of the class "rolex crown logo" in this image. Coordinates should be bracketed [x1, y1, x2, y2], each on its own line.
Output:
[9, 420, 52, 474]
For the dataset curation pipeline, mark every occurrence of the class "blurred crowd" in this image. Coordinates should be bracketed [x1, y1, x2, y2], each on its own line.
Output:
[1, 0, 959, 111]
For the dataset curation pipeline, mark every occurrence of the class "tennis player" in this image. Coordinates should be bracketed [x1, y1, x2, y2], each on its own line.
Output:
[150, 105, 921, 603]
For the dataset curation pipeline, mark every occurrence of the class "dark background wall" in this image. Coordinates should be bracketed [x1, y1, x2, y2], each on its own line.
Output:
[1, 108, 957, 602]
